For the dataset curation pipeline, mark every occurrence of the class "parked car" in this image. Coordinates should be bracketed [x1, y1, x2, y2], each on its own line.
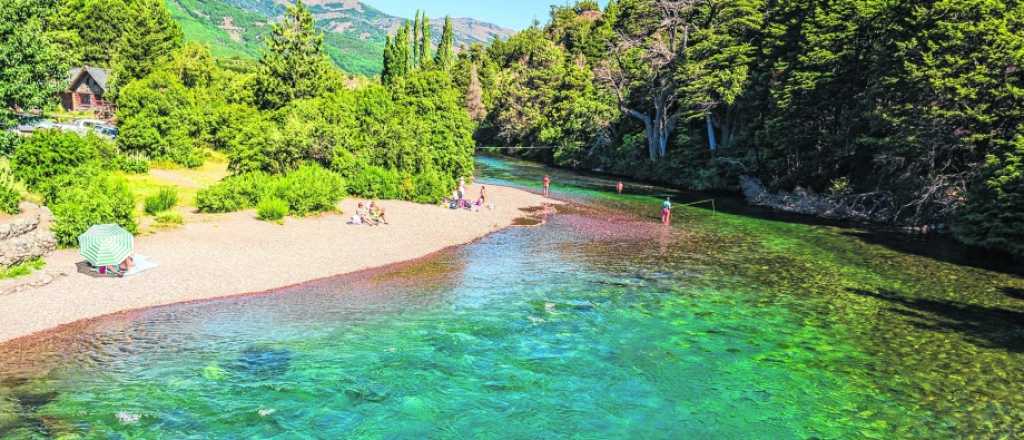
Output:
[8, 115, 56, 135]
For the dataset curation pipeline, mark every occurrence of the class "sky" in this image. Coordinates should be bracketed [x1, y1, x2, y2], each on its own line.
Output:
[366, 1, 606, 30]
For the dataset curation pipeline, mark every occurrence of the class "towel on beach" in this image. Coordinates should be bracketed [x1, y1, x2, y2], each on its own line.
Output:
[123, 254, 158, 277]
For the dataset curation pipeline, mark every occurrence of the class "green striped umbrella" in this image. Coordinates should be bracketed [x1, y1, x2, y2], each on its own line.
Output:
[78, 224, 134, 267]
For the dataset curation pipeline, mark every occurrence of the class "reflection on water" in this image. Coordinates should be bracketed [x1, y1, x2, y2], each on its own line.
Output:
[0, 156, 1022, 438]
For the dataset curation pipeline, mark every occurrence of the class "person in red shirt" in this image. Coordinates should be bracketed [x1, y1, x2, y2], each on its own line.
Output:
[543, 175, 551, 197]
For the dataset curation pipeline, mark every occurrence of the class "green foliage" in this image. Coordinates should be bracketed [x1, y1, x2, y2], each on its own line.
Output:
[195, 171, 272, 213]
[154, 210, 183, 225]
[119, 153, 150, 174]
[256, 197, 288, 221]
[144, 187, 178, 215]
[197, 165, 344, 216]
[50, 173, 137, 247]
[254, 0, 335, 110]
[265, 164, 345, 215]
[435, 17, 456, 71]
[107, 0, 184, 100]
[0, 0, 70, 127]
[11, 130, 101, 189]
[955, 138, 1024, 258]
[0, 186, 20, 215]
[116, 71, 203, 167]
[346, 165, 404, 199]
[0, 257, 44, 279]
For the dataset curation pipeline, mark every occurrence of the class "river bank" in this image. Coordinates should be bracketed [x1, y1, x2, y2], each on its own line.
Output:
[0, 183, 554, 344]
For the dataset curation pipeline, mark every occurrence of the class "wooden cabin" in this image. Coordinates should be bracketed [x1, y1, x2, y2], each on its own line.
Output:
[61, 67, 112, 115]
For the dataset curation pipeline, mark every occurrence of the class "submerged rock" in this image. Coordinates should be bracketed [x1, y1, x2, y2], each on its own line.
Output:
[230, 346, 292, 379]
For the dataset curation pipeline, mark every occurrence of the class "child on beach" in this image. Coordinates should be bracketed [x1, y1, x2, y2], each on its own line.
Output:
[661, 197, 672, 225]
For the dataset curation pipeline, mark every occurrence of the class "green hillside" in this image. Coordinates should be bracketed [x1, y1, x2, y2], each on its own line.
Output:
[166, 0, 384, 76]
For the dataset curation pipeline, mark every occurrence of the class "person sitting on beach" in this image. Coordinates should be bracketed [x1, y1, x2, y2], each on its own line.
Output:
[369, 201, 388, 225]
[350, 202, 368, 225]
[446, 190, 459, 209]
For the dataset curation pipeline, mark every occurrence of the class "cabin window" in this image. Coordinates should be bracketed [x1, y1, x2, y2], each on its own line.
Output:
[80, 93, 91, 106]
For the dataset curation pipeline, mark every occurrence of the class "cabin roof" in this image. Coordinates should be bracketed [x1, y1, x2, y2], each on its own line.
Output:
[67, 66, 110, 92]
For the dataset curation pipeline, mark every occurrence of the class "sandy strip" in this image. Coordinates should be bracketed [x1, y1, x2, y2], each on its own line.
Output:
[0, 184, 554, 344]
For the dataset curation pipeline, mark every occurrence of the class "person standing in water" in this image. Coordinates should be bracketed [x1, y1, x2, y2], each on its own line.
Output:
[661, 197, 672, 225]
[616, 181, 624, 194]
[543, 175, 551, 197]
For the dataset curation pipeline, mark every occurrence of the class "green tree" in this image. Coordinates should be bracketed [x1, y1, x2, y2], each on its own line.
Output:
[107, 0, 183, 100]
[435, 16, 456, 71]
[419, 14, 433, 69]
[253, 0, 333, 110]
[0, 0, 69, 126]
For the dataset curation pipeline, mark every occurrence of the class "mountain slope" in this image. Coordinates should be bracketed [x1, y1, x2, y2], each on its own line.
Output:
[166, 0, 514, 76]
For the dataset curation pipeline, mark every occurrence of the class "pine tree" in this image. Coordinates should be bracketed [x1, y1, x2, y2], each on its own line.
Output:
[435, 16, 456, 71]
[465, 63, 486, 121]
[253, 0, 332, 109]
[107, 0, 183, 101]
[419, 15, 433, 69]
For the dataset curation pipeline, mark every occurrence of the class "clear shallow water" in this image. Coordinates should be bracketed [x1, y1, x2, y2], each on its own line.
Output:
[1, 157, 1023, 438]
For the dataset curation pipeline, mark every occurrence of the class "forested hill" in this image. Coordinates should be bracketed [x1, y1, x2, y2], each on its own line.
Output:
[465, 0, 1024, 259]
[167, 0, 514, 76]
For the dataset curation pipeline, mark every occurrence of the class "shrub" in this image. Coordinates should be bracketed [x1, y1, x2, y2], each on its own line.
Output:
[412, 169, 453, 203]
[346, 165, 402, 199]
[0, 165, 22, 215]
[50, 174, 137, 247]
[195, 172, 272, 213]
[0, 257, 45, 279]
[269, 164, 345, 215]
[155, 211, 183, 225]
[256, 197, 288, 221]
[197, 166, 345, 216]
[0, 185, 20, 215]
[144, 187, 178, 215]
[120, 153, 150, 174]
[0, 131, 19, 157]
[12, 130, 99, 189]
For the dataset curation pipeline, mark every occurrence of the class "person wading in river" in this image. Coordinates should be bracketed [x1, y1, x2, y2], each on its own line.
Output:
[661, 197, 672, 225]
[543, 175, 551, 197]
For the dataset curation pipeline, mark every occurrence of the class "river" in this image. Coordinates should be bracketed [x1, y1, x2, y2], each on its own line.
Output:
[1, 155, 1022, 438]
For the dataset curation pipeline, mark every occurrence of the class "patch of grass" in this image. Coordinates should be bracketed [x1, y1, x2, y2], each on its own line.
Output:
[154, 211, 184, 225]
[0, 257, 45, 279]
[257, 197, 288, 222]
[122, 149, 229, 214]
[144, 187, 178, 215]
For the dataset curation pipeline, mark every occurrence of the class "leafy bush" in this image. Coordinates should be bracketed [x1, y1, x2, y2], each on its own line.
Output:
[346, 165, 403, 199]
[256, 197, 288, 221]
[155, 211, 183, 225]
[0, 131, 19, 157]
[411, 170, 452, 203]
[0, 185, 20, 215]
[0, 164, 22, 215]
[11, 130, 99, 189]
[144, 187, 178, 215]
[50, 174, 137, 247]
[197, 166, 345, 216]
[195, 172, 273, 213]
[268, 164, 345, 215]
[119, 153, 150, 174]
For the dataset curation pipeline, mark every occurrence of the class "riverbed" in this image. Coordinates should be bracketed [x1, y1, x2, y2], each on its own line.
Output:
[1, 156, 1021, 438]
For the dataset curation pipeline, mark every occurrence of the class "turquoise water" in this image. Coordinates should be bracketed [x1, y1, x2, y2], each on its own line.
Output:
[1, 156, 1023, 438]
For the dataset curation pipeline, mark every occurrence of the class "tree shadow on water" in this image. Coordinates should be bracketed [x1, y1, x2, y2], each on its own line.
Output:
[1004, 287, 1024, 301]
[848, 288, 1024, 353]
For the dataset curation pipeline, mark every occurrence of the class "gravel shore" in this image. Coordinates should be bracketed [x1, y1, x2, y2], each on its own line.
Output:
[0, 184, 553, 343]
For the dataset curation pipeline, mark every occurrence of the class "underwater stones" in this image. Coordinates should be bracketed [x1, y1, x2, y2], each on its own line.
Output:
[115, 411, 140, 425]
[0, 394, 19, 433]
[201, 363, 228, 381]
[343, 384, 389, 404]
[230, 346, 292, 379]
